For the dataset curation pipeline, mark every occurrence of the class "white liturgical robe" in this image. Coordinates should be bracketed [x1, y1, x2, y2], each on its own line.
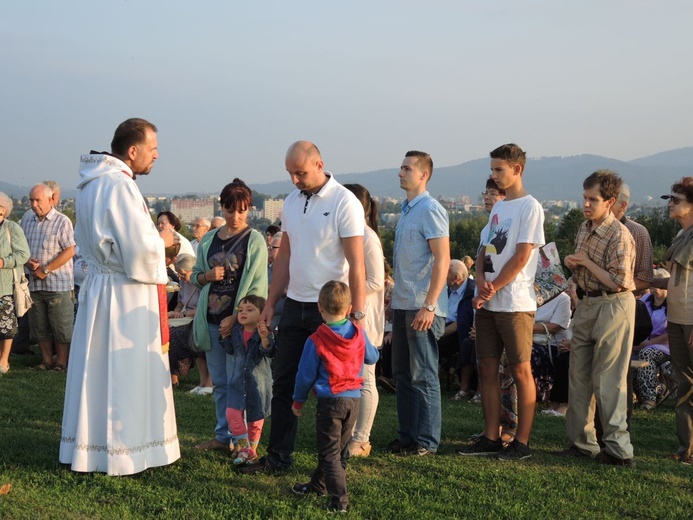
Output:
[59, 153, 180, 475]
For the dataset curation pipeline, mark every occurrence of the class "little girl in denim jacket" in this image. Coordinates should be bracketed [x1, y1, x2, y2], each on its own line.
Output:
[221, 295, 275, 464]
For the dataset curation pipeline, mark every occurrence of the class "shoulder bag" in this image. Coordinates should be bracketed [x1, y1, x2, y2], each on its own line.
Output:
[4, 224, 33, 317]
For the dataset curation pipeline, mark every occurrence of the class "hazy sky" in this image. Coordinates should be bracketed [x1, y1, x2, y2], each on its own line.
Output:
[2, 1, 692, 195]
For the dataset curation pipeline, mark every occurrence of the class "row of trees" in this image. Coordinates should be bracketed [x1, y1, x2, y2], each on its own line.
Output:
[380, 206, 680, 270]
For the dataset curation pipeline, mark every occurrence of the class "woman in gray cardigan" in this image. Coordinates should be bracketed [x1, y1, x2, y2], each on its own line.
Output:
[0, 192, 31, 375]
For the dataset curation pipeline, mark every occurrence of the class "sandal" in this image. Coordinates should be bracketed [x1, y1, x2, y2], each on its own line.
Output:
[451, 390, 470, 401]
[35, 362, 53, 371]
[52, 364, 66, 372]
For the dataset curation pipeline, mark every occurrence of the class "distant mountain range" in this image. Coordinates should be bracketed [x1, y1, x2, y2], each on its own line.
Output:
[2, 147, 691, 203]
[250, 147, 693, 203]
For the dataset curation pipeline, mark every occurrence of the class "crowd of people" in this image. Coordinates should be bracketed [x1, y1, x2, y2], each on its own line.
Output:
[2, 118, 693, 512]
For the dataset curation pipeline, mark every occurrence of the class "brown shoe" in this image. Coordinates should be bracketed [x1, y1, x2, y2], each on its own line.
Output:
[553, 446, 593, 458]
[348, 441, 372, 458]
[195, 439, 231, 452]
[596, 451, 635, 467]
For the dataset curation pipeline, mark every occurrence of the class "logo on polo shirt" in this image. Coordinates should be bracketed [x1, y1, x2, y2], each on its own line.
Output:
[323, 212, 330, 216]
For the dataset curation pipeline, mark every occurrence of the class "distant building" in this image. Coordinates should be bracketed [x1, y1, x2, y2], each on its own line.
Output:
[249, 207, 263, 219]
[264, 198, 284, 224]
[171, 198, 215, 224]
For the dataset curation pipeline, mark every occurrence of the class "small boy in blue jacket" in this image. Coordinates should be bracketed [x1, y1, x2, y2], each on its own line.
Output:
[291, 280, 379, 513]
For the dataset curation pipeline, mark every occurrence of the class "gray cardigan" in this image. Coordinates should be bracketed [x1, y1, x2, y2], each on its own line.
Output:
[0, 220, 31, 297]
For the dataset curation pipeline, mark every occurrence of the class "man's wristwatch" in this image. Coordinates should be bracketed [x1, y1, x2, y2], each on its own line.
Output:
[422, 304, 435, 312]
[350, 311, 365, 321]
[42, 267, 51, 276]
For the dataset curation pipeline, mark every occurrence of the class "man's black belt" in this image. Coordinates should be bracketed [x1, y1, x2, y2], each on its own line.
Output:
[576, 287, 618, 300]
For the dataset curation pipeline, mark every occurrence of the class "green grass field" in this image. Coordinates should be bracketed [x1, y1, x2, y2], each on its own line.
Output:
[1, 351, 692, 519]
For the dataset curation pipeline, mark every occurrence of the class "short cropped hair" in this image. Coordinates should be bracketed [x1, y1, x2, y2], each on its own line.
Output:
[219, 178, 252, 211]
[583, 170, 623, 201]
[318, 280, 351, 316]
[0, 192, 13, 215]
[405, 150, 434, 179]
[111, 118, 157, 158]
[489, 144, 527, 170]
[617, 183, 630, 203]
[239, 294, 266, 313]
[671, 177, 693, 204]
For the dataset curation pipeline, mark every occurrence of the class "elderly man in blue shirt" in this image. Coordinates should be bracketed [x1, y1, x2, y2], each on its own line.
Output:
[388, 150, 451, 457]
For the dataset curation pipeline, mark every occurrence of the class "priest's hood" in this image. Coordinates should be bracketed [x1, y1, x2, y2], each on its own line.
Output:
[77, 152, 132, 189]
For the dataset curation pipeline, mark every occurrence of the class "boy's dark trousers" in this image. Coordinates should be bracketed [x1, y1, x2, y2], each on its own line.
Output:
[309, 397, 360, 509]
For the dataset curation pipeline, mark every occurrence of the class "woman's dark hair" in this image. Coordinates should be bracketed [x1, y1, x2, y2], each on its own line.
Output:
[671, 177, 693, 203]
[343, 183, 378, 235]
[485, 176, 506, 195]
[157, 210, 182, 231]
[239, 294, 266, 313]
[220, 178, 252, 211]
[265, 225, 280, 236]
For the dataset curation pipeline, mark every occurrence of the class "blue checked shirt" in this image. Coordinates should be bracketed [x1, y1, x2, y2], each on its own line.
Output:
[391, 191, 449, 313]
[21, 208, 76, 292]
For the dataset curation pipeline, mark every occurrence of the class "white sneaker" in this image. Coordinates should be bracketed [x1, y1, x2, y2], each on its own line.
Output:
[541, 409, 565, 417]
[198, 386, 214, 396]
[189, 386, 202, 395]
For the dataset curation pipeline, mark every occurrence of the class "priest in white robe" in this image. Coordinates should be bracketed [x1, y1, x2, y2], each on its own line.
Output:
[60, 118, 181, 475]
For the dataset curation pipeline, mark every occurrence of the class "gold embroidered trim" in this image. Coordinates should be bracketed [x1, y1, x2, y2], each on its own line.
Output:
[60, 434, 179, 455]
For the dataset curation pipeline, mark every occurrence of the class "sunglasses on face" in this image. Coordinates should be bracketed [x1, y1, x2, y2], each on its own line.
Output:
[661, 194, 687, 205]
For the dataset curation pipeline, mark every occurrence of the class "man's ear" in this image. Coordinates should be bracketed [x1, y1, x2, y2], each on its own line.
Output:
[127, 144, 138, 162]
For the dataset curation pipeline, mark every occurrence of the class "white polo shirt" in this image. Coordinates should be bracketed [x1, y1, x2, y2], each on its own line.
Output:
[282, 173, 364, 302]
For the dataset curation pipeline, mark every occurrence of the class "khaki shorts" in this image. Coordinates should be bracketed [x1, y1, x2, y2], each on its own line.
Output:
[475, 307, 534, 364]
[28, 290, 74, 344]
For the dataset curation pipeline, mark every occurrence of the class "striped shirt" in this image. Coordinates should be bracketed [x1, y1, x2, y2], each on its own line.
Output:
[21, 208, 76, 292]
[573, 213, 635, 293]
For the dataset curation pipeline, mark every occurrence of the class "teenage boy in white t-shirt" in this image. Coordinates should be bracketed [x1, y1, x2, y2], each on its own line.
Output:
[458, 143, 545, 460]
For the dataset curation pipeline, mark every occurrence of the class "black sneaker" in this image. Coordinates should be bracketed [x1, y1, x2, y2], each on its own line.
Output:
[237, 456, 283, 475]
[291, 482, 326, 496]
[386, 439, 414, 454]
[496, 439, 532, 461]
[399, 443, 435, 457]
[456, 436, 503, 456]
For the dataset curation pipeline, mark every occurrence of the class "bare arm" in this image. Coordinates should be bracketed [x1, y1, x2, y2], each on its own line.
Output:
[342, 235, 366, 314]
[533, 321, 563, 335]
[412, 236, 450, 331]
[34, 246, 75, 280]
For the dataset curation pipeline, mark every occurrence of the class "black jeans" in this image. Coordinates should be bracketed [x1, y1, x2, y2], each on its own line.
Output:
[309, 398, 359, 508]
[267, 298, 323, 468]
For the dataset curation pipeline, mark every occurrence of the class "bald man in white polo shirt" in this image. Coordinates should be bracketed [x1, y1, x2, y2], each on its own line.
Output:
[240, 141, 366, 474]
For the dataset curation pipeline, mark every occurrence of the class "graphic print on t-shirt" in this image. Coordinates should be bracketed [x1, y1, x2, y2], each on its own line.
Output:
[483, 213, 511, 273]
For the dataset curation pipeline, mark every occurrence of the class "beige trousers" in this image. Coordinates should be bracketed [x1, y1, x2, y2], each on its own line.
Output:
[566, 291, 635, 459]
